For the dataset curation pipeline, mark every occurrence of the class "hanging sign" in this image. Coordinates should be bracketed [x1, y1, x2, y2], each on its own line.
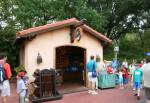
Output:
[71, 27, 83, 43]
[74, 28, 82, 41]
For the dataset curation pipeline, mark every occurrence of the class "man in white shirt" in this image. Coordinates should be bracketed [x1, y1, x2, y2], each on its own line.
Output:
[141, 56, 150, 103]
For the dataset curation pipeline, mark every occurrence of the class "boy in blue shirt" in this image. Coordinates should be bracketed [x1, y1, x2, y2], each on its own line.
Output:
[132, 65, 143, 100]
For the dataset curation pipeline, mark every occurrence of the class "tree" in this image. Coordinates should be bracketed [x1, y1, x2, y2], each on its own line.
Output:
[87, 0, 150, 40]
[2, 0, 150, 41]
[0, 0, 150, 70]
[0, 26, 19, 69]
[142, 28, 150, 52]
[104, 33, 145, 62]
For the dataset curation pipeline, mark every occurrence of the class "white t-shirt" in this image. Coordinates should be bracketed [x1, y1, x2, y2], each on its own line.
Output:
[17, 79, 26, 97]
[129, 64, 135, 74]
[118, 71, 123, 79]
[122, 61, 128, 68]
[141, 63, 150, 88]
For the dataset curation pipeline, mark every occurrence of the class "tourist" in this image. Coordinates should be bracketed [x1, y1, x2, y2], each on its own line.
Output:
[141, 56, 150, 103]
[117, 69, 124, 89]
[132, 64, 143, 100]
[95, 56, 101, 90]
[122, 58, 128, 69]
[122, 65, 129, 87]
[129, 61, 136, 75]
[17, 72, 26, 103]
[0, 53, 12, 103]
[87, 55, 98, 95]
[23, 71, 29, 102]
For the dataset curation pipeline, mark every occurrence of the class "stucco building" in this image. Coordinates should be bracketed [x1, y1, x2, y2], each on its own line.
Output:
[16, 18, 112, 93]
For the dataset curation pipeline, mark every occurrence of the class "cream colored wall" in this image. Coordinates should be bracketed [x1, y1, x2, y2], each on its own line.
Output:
[23, 27, 103, 79]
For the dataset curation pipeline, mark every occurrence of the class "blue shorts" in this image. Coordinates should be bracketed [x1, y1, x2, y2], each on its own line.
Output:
[119, 77, 123, 84]
[134, 82, 141, 89]
[123, 78, 128, 84]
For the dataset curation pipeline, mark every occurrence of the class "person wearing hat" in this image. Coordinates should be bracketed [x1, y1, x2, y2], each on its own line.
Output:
[17, 72, 26, 103]
[141, 56, 150, 103]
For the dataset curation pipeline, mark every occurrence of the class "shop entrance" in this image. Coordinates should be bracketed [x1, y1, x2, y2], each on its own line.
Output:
[55, 46, 87, 94]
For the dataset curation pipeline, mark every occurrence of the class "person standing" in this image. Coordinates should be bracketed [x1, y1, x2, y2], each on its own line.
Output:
[87, 55, 97, 95]
[95, 56, 101, 90]
[132, 65, 143, 100]
[17, 72, 26, 103]
[141, 56, 150, 103]
[122, 58, 128, 69]
[123, 66, 129, 87]
[117, 69, 124, 89]
[0, 53, 12, 103]
[129, 61, 136, 75]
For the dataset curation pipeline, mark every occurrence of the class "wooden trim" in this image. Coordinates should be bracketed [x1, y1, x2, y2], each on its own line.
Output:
[84, 49, 87, 87]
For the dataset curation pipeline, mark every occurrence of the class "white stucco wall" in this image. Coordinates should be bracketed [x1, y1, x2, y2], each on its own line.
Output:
[23, 27, 103, 78]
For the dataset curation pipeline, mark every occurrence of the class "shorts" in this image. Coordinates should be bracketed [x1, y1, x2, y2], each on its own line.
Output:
[119, 77, 123, 84]
[144, 87, 150, 100]
[19, 95, 25, 103]
[88, 72, 97, 83]
[123, 78, 128, 84]
[0, 80, 10, 97]
[133, 82, 141, 90]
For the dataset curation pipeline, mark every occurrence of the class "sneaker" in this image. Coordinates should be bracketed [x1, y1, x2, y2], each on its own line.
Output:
[25, 98, 29, 102]
[133, 88, 136, 91]
[91, 91, 98, 95]
[88, 90, 92, 94]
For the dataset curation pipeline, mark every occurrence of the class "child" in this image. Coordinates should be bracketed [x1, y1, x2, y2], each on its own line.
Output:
[118, 69, 124, 89]
[132, 65, 143, 100]
[123, 66, 129, 87]
[17, 72, 26, 103]
[23, 71, 29, 102]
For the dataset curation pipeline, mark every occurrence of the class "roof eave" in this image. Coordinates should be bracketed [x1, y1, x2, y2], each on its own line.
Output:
[17, 21, 78, 38]
[81, 25, 112, 44]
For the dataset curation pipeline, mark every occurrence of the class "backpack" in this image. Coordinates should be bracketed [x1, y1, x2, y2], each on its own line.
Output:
[0, 64, 6, 84]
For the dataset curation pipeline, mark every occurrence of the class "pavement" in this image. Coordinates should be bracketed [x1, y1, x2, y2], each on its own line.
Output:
[0, 82, 147, 103]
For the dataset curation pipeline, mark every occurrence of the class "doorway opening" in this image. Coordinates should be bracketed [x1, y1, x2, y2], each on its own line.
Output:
[55, 46, 87, 94]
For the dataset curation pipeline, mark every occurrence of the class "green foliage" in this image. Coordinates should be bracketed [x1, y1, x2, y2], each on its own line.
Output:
[104, 33, 146, 63]
[0, 0, 150, 74]
[142, 28, 150, 52]
[1, 0, 150, 39]
[87, 0, 150, 40]
[119, 35, 144, 62]
[0, 26, 19, 75]
[103, 45, 114, 61]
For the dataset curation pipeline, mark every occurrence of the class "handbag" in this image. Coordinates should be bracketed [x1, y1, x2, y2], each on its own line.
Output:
[92, 62, 97, 78]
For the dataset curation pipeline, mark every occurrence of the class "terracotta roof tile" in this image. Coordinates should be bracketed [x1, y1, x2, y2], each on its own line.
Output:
[17, 18, 78, 36]
[16, 18, 112, 43]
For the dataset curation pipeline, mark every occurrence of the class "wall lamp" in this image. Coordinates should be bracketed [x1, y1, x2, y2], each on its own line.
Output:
[37, 53, 42, 64]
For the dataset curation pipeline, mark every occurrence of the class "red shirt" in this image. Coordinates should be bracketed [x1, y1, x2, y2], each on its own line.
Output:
[123, 68, 128, 78]
[3, 63, 12, 79]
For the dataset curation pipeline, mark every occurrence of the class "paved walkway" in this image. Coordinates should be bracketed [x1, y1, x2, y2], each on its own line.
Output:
[0, 83, 146, 103]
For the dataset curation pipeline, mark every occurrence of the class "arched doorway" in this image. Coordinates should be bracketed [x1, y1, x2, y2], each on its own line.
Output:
[55, 46, 87, 94]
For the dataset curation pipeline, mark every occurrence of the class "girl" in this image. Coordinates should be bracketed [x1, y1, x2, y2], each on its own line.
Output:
[118, 69, 124, 89]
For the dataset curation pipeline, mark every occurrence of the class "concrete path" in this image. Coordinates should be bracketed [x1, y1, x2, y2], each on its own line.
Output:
[0, 83, 146, 103]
